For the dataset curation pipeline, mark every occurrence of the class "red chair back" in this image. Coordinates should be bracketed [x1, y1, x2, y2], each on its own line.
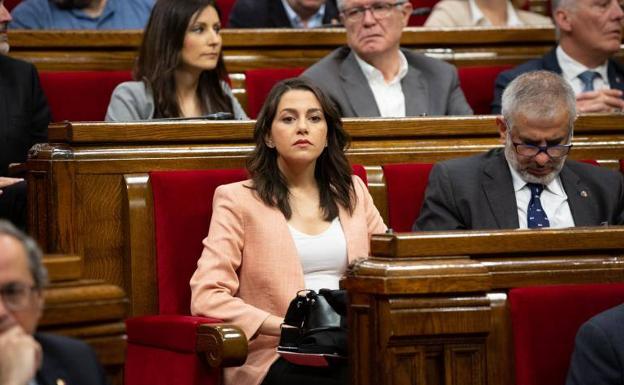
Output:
[510, 283, 624, 385]
[244, 67, 306, 118]
[4, 0, 21, 11]
[151, 169, 249, 315]
[458, 65, 513, 115]
[408, 0, 439, 25]
[382, 162, 433, 232]
[216, 0, 236, 27]
[620, 159, 624, 173]
[580, 159, 599, 166]
[39, 70, 132, 122]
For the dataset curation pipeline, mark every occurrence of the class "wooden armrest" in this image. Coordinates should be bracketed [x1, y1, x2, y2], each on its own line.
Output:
[197, 324, 248, 368]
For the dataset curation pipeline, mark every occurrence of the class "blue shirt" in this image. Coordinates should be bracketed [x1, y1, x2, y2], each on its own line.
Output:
[10, 0, 154, 29]
[280, 0, 326, 28]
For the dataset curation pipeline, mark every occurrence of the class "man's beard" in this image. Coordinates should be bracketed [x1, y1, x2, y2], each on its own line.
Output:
[504, 134, 566, 185]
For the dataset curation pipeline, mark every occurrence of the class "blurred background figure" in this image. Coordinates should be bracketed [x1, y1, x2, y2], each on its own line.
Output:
[10, 0, 154, 29]
[190, 78, 386, 385]
[106, 0, 247, 121]
[425, 0, 552, 27]
[228, 0, 339, 28]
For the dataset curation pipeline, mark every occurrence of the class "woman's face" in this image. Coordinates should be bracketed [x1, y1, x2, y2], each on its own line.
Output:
[180, 5, 222, 73]
[267, 89, 328, 169]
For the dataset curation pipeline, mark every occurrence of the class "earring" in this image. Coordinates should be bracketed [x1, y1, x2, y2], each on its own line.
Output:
[266, 140, 274, 148]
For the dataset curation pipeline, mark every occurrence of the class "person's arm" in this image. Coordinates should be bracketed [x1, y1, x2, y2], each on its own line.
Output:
[221, 81, 249, 120]
[190, 185, 276, 340]
[353, 175, 387, 235]
[8, 0, 48, 29]
[0, 326, 42, 385]
[575, 89, 624, 113]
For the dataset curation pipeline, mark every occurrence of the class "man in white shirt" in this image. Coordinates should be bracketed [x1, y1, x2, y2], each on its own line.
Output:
[228, 0, 339, 28]
[424, 0, 553, 27]
[415, 71, 624, 231]
[302, 0, 473, 117]
[492, 0, 624, 113]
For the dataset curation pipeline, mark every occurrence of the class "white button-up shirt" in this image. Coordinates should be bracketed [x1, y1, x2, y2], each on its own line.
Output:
[556, 45, 609, 94]
[468, 0, 523, 26]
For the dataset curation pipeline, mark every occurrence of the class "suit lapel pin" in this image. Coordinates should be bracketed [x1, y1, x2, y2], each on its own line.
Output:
[56, 379, 66, 385]
[580, 190, 589, 198]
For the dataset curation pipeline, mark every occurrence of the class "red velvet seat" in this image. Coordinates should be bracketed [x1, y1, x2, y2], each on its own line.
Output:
[216, 0, 235, 27]
[39, 70, 132, 122]
[382, 162, 433, 232]
[4, 0, 21, 11]
[244, 67, 306, 118]
[458, 65, 513, 115]
[409, 0, 439, 25]
[509, 283, 624, 385]
[620, 159, 624, 173]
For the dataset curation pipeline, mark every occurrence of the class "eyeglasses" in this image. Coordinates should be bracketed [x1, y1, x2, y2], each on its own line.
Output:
[511, 142, 573, 159]
[340, 1, 407, 23]
[0, 282, 38, 311]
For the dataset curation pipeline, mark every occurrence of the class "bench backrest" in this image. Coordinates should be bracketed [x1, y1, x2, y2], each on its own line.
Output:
[458, 65, 513, 114]
[244, 67, 306, 118]
[382, 163, 433, 232]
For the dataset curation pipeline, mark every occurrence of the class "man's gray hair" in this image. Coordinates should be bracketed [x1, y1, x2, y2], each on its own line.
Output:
[501, 70, 576, 135]
[0, 220, 48, 289]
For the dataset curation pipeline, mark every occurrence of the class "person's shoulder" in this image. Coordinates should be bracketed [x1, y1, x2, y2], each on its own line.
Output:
[215, 179, 254, 196]
[565, 160, 624, 180]
[581, 303, 624, 336]
[516, 9, 553, 25]
[0, 55, 34, 73]
[36, 332, 95, 356]
[402, 48, 456, 73]
[301, 47, 350, 81]
[112, 81, 148, 98]
[10, 0, 53, 28]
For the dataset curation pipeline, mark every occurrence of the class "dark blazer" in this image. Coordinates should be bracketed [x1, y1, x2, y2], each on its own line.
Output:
[301, 46, 473, 117]
[413, 148, 624, 230]
[566, 303, 624, 385]
[0, 55, 49, 176]
[35, 333, 108, 385]
[491, 48, 624, 114]
[228, 0, 339, 28]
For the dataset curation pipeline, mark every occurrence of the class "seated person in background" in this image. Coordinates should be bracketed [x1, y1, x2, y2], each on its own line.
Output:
[0, 0, 49, 231]
[10, 0, 154, 29]
[414, 71, 624, 231]
[228, 0, 339, 28]
[492, 0, 624, 113]
[106, 0, 246, 121]
[566, 303, 624, 385]
[302, 0, 472, 117]
[190, 78, 386, 385]
[425, 0, 552, 27]
[0, 220, 108, 385]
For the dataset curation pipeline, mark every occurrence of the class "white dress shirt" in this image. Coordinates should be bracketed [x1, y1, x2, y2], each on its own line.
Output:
[468, 0, 523, 26]
[556, 46, 609, 95]
[354, 51, 409, 117]
[281, 0, 326, 28]
[508, 163, 576, 229]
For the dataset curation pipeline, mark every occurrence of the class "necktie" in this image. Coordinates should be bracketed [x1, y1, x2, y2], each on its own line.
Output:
[578, 71, 600, 92]
[527, 183, 550, 228]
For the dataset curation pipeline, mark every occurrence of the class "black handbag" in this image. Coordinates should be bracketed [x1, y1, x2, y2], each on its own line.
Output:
[278, 289, 348, 360]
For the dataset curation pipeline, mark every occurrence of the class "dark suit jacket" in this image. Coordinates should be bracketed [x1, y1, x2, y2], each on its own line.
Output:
[0, 55, 49, 176]
[302, 46, 473, 117]
[491, 48, 624, 113]
[413, 149, 624, 230]
[228, 0, 339, 28]
[35, 333, 108, 385]
[566, 303, 624, 385]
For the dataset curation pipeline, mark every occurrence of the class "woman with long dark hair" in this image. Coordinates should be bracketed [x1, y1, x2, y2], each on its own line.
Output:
[190, 77, 386, 385]
[106, 0, 246, 121]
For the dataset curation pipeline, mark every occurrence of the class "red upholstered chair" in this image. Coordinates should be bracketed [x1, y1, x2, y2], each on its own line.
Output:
[382, 162, 433, 232]
[39, 70, 132, 122]
[509, 283, 624, 385]
[216, 0, 236, 27]
[4, 0, 21, 11]
[244, 67, 306, 118]
[409, 0, 439, 25]
[620, 159, 624, 173]
[458, 65, 513, 115]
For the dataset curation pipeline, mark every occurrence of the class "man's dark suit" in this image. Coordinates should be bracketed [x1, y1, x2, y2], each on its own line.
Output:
[228, 0, 339, 28]
[491, 48, 624, 114]
[0, 55, 49, 230]
[35, 333, 108, 385]
[413, 149, 624, 231]
[566, 303, 624, 385]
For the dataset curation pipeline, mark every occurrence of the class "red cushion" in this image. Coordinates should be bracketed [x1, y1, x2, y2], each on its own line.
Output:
[620, 159, 624, 173]
[126, 315, 222, 352]
[125, 342, 219, 385]
[409, 0, 439, 25]
[352, 164, 368, 186]
[216, 0, 235, 27]
[382, 162, 433, 232]
[244, 67, 306, 118]
[39, 71, 132, 122]
[151, 169, 249, 315]
[580, 159, 599, 166]
[458, 65, 513, 115]
[510, 283, 624, 385]
[4, 0, 21, 11]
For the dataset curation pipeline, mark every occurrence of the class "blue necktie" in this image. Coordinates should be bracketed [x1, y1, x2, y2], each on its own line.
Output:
[527, 183, 550, 228]
[578, 71, 600, 92]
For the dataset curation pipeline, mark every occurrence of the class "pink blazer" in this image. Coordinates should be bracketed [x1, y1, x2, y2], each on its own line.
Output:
[190, 175, 386, 385]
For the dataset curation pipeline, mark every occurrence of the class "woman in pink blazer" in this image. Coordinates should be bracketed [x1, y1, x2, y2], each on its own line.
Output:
[190, 78, 386, 385]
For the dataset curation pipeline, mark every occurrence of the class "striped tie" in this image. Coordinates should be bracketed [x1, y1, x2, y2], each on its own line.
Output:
[578, 71, 600, 92]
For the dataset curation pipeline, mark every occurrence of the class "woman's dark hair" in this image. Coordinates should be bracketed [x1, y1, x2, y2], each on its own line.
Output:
[134, 0, 233, 118]
[50, 0, 92, 9]
[247, 78, 355, 220]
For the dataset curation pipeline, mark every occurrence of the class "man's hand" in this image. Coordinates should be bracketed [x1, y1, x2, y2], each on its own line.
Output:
[0, 177, 24, 196]
[576, 89, 624, 113]
[0, 326, 42, 385]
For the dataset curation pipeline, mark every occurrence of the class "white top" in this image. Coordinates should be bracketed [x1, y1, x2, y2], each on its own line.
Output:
[288, 217, 347, 292]
[280, 0, 326, 28]
[556, 45, 609, 94]
[508, 163, 575, 229]
[468, 0, 523, 26]
[353, 51, 409, 117]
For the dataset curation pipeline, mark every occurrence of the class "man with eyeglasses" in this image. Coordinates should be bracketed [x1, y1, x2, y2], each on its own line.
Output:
[301, 0, 472, 117]
[0, 220, 107, 385]
[414, 71, 624, 231]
